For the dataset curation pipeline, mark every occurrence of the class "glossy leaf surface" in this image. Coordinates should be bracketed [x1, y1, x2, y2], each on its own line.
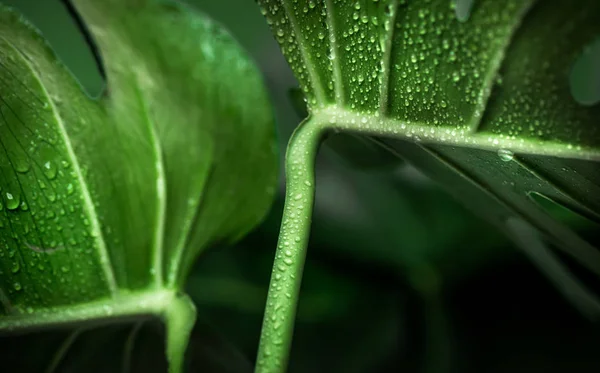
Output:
[258, 0, 600, 315]
[0, 0, 277, 371]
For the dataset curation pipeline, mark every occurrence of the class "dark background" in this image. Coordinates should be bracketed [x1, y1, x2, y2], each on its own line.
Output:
[1, 0, 599, 372]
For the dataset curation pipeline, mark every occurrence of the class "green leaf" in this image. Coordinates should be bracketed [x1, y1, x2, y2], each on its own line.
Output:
[255, 0, 600, 370]
[0, 0, 277, 371]
[260, 0, 599, 309]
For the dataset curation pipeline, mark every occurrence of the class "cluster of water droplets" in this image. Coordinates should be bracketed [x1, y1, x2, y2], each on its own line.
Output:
[260, 0, 334, 108]
[262, 0, 529, 135]
[263, 0, 600, 161]
[0, 45, 111, 314]
[478, 6, 600, 155]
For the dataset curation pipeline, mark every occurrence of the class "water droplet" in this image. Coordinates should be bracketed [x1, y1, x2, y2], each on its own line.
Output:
[14, 158, 30, 173]
[43, 161, 58, 179]
[13, 282, 21, 291]
[455, 0, 474, 22]
[497, 148, 514, 162]
[11, 261, 20, 273]
[5, 192, 20, 210]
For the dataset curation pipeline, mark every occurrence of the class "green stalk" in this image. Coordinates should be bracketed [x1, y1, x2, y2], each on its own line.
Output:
[255, 117, 325, 373]
[163, 292, 197, 373]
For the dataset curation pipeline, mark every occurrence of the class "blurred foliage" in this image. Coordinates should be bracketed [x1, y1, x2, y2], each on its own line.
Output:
[1, 0, 599, 372]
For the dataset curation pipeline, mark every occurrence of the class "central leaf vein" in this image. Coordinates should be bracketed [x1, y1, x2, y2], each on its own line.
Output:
[131, 83, 166, 288]
[281, 0, 327, 105]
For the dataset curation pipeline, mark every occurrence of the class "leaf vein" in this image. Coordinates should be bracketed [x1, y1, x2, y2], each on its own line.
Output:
[324, 0, 344, 106]
[279, 0, 327, 105]
[4, 37, 119, 295]
[468, 0, 537, 133]
[131, 83, 166, 287]
[379, 0, 399, 117]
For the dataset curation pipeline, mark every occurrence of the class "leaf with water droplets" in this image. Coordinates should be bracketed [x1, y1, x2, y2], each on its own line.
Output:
[0, 0, 277, 372]
[260, 0, 600, 319]
[289, 86, 402, 169]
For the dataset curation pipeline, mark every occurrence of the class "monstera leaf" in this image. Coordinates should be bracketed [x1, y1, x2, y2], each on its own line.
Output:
[0, 0, 277, 372]
[254, 0, 600, 371]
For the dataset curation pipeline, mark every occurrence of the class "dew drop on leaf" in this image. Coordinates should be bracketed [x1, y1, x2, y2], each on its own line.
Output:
[11, 261, 20, 274]
[43, 160, 58, 179]
[45, 189, 57, 203]
[455, 0, 475, 22]
[14, 158, 30, 174]
[4, 192, 20, 210]
[497, 148, 514, 162]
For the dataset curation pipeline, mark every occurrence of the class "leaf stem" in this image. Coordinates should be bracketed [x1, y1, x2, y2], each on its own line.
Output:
[255, 117, 325, 373]
[163, 292, 197, 373]
[0, 289, 196, 373]
[0, 290, 173, 332]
